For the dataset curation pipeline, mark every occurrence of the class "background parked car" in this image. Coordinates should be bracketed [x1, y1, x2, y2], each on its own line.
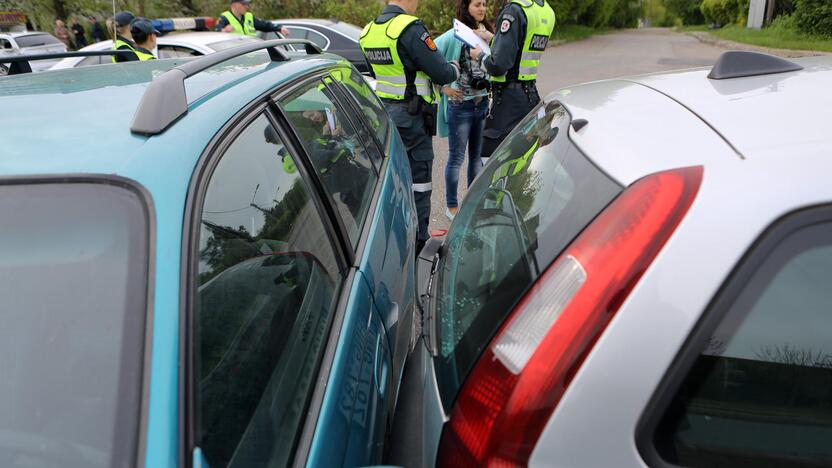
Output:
[49, 31, 259, 69]
[1, 40, 417, 468]
[259, 19, 369, 73]
[389, 52, 832, 467]
[0, 31, 66, 72]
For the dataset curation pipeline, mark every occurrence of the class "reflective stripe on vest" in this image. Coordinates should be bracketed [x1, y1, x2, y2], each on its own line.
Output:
[221, 11, 257, 37]
[360, 14, 436, 104]
[492, 0, 555, 82]
[112, 39, 138, 63]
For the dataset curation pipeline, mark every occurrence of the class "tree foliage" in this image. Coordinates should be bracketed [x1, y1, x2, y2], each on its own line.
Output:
[664, 0, 704, 24]
[794, 0, 832, 37]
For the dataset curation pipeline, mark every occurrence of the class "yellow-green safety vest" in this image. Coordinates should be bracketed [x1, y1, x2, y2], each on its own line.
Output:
[491, 0, 555, 82]
[134, 48, 156, 61]
[221, 11, 257, 37]
[112, 38, 138, 63]
[360, 14, 436, 104]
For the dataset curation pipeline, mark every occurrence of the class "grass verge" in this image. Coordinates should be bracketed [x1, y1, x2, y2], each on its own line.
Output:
[553, 24, 607, 43]
[697, 24, 832, 52]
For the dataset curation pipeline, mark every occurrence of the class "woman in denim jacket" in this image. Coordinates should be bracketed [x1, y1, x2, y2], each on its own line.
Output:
[435, 0, 494, 220]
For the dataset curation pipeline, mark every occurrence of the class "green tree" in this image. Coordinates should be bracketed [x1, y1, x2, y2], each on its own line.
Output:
[664, 0, 705, 24]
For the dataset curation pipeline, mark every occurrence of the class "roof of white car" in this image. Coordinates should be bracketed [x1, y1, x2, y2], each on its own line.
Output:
[2, 31, 54, 38]
[159, 31, 257, 47]
[630, 55, 832, 161]
[555, 54, 832, 186]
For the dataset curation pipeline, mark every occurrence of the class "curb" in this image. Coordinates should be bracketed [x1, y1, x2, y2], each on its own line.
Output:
[686, 31, 830, 58]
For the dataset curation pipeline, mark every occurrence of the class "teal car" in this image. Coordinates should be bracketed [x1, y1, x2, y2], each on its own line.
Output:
[0, 41, 417, 468]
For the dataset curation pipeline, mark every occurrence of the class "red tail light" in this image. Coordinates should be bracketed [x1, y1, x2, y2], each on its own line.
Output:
[437, 166, 703, 467]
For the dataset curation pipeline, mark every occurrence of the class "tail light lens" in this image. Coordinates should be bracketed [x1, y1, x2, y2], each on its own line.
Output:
[438, 166, 703, 467]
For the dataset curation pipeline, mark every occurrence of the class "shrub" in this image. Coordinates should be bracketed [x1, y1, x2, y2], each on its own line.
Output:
[665, 0, 705, 25]
[700, 0, 741, 26]
[794, 0, 832, 37]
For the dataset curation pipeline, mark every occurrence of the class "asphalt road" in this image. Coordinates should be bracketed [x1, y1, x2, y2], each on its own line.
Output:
[427, 27, 725, 231]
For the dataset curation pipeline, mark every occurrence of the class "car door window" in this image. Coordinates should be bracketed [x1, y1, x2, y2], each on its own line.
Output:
[281, 79, 378, 247]
[332, 67, 390, 156]
[653, 220, 832, 467]
[158, 45, 201, 58]
[193, 113, 343, 468]
[77, 55, 106, 67]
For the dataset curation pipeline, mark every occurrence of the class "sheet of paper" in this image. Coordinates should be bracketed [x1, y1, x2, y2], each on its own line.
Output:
[453, 19, 491, 55]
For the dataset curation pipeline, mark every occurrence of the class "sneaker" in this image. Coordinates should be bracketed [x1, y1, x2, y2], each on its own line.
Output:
[445, 207, 456, 221]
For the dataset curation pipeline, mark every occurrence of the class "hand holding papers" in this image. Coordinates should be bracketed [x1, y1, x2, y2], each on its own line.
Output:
[453, 19, 491, 56]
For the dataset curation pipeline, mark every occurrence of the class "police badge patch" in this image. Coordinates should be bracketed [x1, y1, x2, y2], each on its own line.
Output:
[500, 19, 511, 33]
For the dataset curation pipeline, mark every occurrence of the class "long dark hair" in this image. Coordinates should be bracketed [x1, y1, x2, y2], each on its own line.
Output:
[456, 0, 495, 33]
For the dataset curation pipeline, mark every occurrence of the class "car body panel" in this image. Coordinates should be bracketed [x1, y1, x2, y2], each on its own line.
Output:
[631, 56, 832, 160]
[552, 79, 738, 187]
[529, 151, 832, 467]
[1, 49, 415, 468]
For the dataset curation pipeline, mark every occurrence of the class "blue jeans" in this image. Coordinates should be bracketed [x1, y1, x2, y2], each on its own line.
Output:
[445, 98, 488, 208]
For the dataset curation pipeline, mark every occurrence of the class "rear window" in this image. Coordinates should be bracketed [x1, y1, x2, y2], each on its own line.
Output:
[15, 33, 62, 47]
[0, 181, 150, 468]
[434, 101, 622, 409]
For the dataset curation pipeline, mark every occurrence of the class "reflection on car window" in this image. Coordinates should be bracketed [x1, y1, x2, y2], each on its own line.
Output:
[0, 182, 149, 468]
[656, 221, 832, 467]
[195, 114, 342, 468]
[78, 55, 107, 67]
[281, 79, 378, 247]
[158, 45, 201, 58]
[332, 66, 390, 156]
[433, 101, 622, 409]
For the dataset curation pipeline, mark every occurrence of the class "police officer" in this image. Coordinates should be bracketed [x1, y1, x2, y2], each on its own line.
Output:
[112, 11, 139, 62]
[129, 18, 159, 61]
[215, 0, 289, 37]
[470, 0, 554, 161]
[360, 0, 460, 252]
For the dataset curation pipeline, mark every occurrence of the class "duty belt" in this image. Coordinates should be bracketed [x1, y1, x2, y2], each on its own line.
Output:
[493, 80, 536, 90]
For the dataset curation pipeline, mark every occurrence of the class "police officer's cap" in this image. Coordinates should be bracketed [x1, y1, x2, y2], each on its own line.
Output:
[114, 11, 135, 28]
[130, 18, 160, 38]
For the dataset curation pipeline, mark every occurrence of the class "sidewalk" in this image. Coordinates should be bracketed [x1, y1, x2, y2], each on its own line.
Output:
[687, 31, 831, 58]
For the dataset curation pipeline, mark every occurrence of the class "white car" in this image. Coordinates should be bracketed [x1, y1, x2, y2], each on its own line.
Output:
[390, 51, 832, 468]
[49, 31, 259, 69]
[0, 31, 67, 72]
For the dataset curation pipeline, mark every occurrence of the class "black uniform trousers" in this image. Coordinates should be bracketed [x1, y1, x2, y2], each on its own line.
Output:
[385, 101, 434, 250]
[482, 83, 541, 160]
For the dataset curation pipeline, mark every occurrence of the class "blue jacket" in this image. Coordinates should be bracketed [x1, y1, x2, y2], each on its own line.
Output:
[434, 28, 464, 138]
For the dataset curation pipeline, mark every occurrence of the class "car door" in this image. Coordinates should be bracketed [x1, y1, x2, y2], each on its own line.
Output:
[275, 75, 396, 466]
[638, 205, 832, 467]
[183, 103, 380, 468]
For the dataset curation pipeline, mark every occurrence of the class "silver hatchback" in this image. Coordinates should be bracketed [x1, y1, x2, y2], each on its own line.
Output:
[390, 51, 832, 468]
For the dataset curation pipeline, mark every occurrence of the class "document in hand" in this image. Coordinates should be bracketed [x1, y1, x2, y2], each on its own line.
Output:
[453, 19, 492, 55]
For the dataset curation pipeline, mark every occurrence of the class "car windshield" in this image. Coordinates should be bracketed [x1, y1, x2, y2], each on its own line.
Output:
[0, 181, 149, 468]
[207, 36, 259, 52]
[328, 22, 361, 41]
[15, 33, 62, 48]
[433, 101, 623, 409]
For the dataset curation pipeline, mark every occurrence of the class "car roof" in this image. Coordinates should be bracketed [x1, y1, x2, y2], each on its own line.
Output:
[3, 31, 53, 38]
[630, 55, 832, 161]
[555, 55, 832, 186]
[0, 53, 345, 181]
[159, 31, 257, 48]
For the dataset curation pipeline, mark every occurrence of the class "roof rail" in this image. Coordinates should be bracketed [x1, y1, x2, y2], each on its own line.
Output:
[708, 50, 803, 80]
[130, 38, 321, 136]
[0, 51, 136, 75]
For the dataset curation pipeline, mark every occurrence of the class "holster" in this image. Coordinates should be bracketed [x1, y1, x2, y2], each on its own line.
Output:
[423, 103, 437, 137]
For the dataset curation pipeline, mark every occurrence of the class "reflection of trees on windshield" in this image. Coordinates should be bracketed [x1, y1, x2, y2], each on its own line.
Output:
[200, 177, 309, 285]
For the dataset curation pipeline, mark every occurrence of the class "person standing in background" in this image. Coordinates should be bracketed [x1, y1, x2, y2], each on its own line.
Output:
[470, 0, 554, 163]
[70, 17, 87, 48]
[91, 17, 106, 42]
[112, 11, 139, 62]
[215, 0, 289, 37]
[434, 0, 493, 220]
[360, 0, 460, 252]
[54, 19, 71, 49]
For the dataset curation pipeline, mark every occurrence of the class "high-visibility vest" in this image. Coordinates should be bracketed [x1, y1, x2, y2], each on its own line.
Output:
[221, 11, 257, 37]
[112, 38, 138, 63]
[134, 48, 156, 61]
[491, 0, 555, 82]
[360, 14, 436, 104]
